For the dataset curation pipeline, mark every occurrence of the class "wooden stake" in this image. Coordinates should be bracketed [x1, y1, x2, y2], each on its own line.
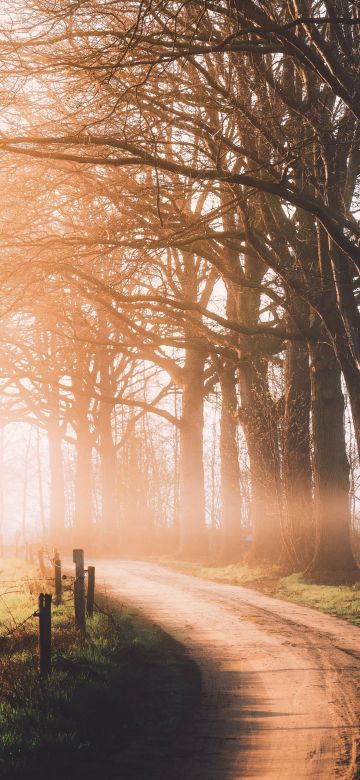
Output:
[73, 549, 85, 632]
[54, 549, 62, 604]
[87, 566, 95, 618]
[38, 593, 52, 677]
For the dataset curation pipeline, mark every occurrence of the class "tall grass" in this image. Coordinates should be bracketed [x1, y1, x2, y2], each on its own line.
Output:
[161, 559, 360, 626]
[0, 558, 197, 779]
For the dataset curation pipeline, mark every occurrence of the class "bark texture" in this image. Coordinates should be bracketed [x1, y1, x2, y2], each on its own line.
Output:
[282, 338, 313, 570]
[239, 358, 282, 563]
[306, 341, 358, 583]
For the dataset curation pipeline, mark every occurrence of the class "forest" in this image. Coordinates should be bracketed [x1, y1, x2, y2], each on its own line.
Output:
[0, 0, 358, 585]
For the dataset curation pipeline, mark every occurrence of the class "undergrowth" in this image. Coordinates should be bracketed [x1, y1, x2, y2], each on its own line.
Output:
[0, 558, 197, 779]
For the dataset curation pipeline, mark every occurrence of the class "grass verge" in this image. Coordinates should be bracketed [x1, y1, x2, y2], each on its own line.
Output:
[159, 559, 360, 626]
[0, 557, 200, 780]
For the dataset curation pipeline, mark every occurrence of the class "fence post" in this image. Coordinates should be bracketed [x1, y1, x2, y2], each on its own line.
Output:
[87, 566, 95, 618]
[73, 549, 85, 633]
[38, 593, 52, 677]
[54, 549, 62, 604]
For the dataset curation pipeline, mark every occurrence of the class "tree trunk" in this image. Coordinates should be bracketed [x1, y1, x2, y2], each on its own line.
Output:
[37, 428, 46, 541]
[306, 341, 358, 583]
[74, 408, 93, 543]
[21, 427, 32, 546]
[179, 350, 207, 558]
[97, 351, 118, 546]
[47, 419, 65, 545]
[239, 359, 282, 564]
[218, 363, 242, 562]
[282, 339, 313, 570]
[318, 182, 360, 462]
[99, 398, 117, 544]
[313, 279, 360, 464]
[332, 339, 360, 463]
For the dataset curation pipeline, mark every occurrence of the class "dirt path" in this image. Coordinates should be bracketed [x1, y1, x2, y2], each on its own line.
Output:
[94, 560, 360, 779]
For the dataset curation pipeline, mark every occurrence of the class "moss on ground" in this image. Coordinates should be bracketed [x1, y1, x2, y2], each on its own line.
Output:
[159, 559, 360, 626]
[0, 558, 199, 779]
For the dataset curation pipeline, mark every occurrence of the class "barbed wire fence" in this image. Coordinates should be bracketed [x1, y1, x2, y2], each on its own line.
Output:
[0, 549, 110, 672]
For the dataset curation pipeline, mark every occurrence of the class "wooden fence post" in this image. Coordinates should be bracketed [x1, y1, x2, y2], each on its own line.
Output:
[87, 566, 95, 618]
[38, 593, 52, 676]
[54, 549, 62, 604]
[73, 549, 85, 633]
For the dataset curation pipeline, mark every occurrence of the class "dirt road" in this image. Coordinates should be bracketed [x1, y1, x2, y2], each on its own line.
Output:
[93, 560, 360, 779]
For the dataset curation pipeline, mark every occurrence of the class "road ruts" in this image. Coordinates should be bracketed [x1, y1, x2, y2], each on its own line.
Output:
[93, 560, 360, 780]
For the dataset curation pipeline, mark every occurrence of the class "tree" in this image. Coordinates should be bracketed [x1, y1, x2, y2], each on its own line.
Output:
[0, 2, 357, 579]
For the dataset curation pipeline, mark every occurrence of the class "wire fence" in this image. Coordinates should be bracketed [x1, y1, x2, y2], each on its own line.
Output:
[0, 547, 119, 651]
[0, 553, 91, 644]
[0, 611, 39, 639]
[0, 549, 121, 686]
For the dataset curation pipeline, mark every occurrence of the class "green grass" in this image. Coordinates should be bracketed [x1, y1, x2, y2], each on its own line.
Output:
[0, 558, 199, 779]
[159, 559, 360, 626]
